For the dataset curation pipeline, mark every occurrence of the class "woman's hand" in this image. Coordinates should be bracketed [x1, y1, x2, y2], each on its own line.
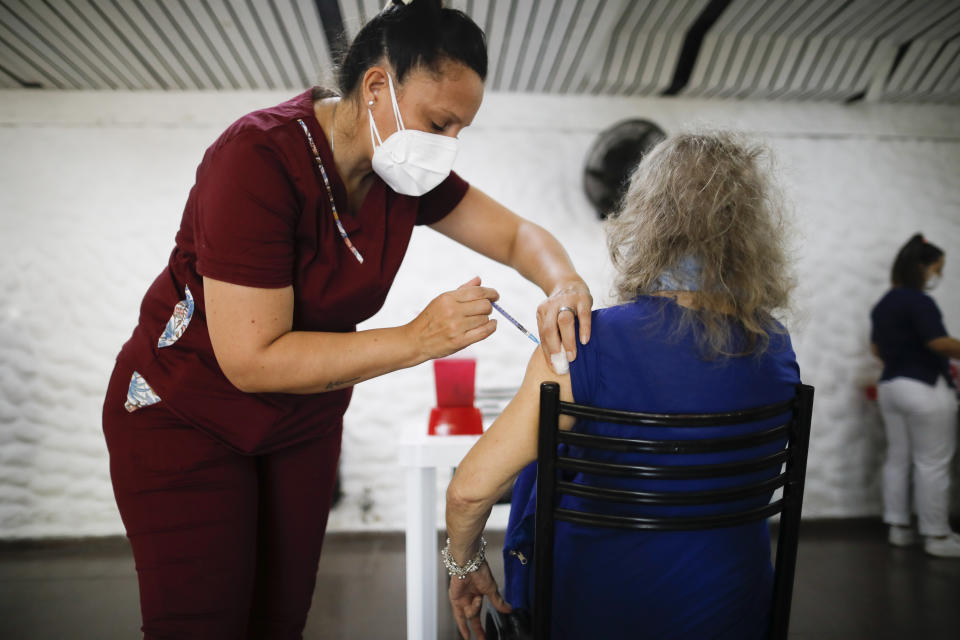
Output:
[448, 562, 512, 640]
[406, 277, 499, 362]
[536, 279, 593, 373]
[428, 187, 594, 373]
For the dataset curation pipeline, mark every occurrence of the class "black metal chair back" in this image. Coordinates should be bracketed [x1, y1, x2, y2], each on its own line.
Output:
[533, 382, 814, 640]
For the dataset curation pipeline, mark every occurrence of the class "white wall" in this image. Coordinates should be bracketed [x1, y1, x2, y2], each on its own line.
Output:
[1, 89, 958, 538]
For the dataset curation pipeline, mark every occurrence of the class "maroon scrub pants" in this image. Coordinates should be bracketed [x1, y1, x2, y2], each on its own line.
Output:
[102, 363, 342, 639]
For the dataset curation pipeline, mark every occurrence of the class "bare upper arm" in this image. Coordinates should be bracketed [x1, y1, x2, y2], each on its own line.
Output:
[448, 348, 575, 505]
[428, 185, 522, 265]
[519, 346, 577, 431]
[203, 276, 294, 391]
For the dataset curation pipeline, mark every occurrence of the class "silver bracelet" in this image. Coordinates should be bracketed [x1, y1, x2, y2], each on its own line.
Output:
[441, 537, 487, 580]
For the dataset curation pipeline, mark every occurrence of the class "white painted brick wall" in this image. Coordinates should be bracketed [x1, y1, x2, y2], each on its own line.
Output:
[1, 90, 958, 538]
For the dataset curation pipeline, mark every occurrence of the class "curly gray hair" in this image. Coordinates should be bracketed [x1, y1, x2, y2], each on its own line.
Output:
[605, 131, 793, 357]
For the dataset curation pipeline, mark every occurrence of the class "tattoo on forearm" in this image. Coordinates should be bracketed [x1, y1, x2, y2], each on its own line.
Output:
[325, 376, 361, 390]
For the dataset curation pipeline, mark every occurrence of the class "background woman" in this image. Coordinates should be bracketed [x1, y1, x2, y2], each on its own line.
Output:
[445, 132, 800, 639]
[102, 1, 592, 637]
[871, 234, 960, 557]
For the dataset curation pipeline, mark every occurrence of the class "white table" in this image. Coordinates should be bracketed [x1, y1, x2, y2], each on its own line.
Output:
[398, 432, 480, 640]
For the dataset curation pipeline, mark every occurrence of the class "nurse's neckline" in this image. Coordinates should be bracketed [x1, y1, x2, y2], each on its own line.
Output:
[312, 96, 375, 192]
[298, 97, 375, 222]
[310, 96, 380, 216]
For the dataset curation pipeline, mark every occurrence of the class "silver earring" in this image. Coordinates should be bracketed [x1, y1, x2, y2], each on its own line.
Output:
[368, 100, 374, 106]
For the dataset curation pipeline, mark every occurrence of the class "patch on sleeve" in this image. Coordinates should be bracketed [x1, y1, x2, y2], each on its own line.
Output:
[157, 284, 194, 349]
[124, 371, 162, 413]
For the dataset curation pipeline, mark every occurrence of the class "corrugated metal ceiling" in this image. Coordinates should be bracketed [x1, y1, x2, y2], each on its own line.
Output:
[1, 0, 958, 103]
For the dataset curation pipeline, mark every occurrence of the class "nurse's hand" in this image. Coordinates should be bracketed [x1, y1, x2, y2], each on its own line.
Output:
[536, 279, 593, 374]
[408, 277, 499, 361]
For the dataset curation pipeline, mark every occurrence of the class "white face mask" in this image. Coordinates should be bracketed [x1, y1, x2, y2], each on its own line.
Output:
[926, 273, 942, 291]
[368, 73, 459, 196]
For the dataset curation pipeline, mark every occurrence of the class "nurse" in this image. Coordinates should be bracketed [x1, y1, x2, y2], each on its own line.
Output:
[102, 0, 592, 637]
[871, 234, 960, 557]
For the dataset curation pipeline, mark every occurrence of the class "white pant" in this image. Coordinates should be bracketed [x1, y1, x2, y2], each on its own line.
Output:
[877, 376, 958, 536]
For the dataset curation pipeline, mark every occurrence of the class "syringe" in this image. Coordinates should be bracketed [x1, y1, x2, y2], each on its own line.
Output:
[491, 301, 540, 345]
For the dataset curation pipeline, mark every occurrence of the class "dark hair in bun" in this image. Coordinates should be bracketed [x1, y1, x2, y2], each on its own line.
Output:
[891, 233, 944, 289]
[337, 0, 487, 97]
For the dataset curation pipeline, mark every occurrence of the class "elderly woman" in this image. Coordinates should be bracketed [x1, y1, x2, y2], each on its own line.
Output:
[444, 132, 800, 640]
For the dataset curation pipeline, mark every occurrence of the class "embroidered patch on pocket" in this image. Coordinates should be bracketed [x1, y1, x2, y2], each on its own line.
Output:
[158, 284, 194, 348]
[124, 371, 161, 413]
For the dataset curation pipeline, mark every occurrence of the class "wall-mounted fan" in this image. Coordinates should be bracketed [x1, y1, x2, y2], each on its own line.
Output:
[583, 119, 666, 219]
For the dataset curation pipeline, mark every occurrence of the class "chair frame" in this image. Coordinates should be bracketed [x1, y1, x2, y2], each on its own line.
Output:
[533, 382, 814, 640]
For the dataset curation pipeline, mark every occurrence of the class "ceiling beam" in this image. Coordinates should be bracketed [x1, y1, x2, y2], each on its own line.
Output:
[662, 0, 732, 95]
[314, 0, 348, 67]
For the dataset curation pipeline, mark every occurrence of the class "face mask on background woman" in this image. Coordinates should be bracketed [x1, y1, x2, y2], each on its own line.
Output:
[368, 73, 459, 196]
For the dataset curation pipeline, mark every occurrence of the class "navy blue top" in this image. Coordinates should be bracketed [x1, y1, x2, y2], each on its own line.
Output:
[502, 297, 801, 640]
[870, 288, 950, 387]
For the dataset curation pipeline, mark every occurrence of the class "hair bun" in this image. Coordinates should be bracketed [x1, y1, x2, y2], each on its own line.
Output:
[340, 0, 485, 95]
[385, 0, 443, 11]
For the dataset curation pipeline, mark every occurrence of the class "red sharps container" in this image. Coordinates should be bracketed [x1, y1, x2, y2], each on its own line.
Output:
[428, 357, 483, 435]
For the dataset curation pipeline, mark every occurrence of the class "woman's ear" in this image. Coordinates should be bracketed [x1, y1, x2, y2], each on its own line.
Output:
[362, 66, 389, 106]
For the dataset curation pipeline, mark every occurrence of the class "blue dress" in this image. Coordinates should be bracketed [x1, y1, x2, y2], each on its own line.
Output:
[502, 297, 801, 639]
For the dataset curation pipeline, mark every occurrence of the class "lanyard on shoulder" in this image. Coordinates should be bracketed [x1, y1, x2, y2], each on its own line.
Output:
[296, 118, 364, 264]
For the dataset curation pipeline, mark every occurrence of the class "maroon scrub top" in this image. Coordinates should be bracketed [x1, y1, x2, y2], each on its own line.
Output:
[116, 89, 469, 454]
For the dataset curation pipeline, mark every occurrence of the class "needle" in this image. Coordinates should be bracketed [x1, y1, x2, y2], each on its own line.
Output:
[491, 301, 540, 345]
